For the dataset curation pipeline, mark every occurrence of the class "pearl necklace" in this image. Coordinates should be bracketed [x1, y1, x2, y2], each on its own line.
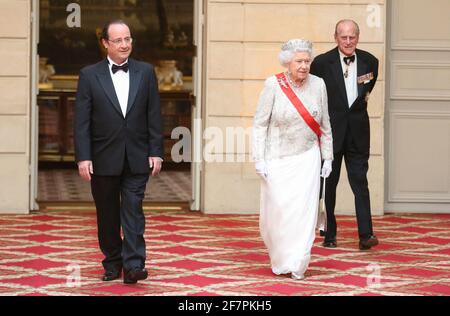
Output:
[286, 72, 306, 89]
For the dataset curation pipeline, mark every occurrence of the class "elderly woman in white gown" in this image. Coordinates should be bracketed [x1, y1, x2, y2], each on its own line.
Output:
[252, 39, 333, 280]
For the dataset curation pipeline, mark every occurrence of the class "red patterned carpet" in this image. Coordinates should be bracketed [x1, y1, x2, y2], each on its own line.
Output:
[0, 210, 449, 296]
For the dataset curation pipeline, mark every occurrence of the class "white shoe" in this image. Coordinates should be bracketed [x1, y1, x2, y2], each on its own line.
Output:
[291, 272, 305, 280]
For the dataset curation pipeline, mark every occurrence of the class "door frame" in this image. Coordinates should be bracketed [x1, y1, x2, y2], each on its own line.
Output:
[191, 0, 205, 211]
[29, 1, 203, 211]
[29, 0, 39, 211]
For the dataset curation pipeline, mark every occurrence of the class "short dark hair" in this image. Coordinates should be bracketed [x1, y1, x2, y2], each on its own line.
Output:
[101, 19, 131, 40]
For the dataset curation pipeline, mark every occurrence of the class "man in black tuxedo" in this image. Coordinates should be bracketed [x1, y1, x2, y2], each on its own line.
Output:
[74, 20, 163, 283]
[310, 19, 379, 250]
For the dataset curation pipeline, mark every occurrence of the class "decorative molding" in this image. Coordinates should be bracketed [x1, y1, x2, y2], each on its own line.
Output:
[391, 0, 450, 51]
[385, 201, 450, 213]
[390, 61, 450, 101]
[388, 111, 450, 203]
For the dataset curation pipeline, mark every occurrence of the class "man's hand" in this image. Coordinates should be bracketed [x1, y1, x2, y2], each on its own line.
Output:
[78, 160, 93, 181]
[149, 157, 163, 177]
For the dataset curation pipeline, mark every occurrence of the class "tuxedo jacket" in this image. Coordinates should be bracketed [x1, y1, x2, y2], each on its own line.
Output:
[310, 47, 378, 154]
[74, 58, 164, 176]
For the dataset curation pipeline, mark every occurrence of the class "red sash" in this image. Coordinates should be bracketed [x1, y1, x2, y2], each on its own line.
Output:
[275, 73, 322, 141]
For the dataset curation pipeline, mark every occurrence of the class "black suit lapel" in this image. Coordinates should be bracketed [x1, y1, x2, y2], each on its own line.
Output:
[126, 59, 143, 116]
[96, 60, 124, 117]
[330, 48, 349, 108]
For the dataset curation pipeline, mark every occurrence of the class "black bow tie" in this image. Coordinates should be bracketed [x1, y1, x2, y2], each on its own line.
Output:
[343, 55, 355, 65]
[111, 63, 129, 74]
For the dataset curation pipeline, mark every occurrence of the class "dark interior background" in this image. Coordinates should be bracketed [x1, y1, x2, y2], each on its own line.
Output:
[39, 0, 194, 76]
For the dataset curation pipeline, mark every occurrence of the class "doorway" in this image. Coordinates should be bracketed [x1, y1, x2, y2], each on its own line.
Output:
[385, 0, 450, 213]
[30, 0, 204, 211]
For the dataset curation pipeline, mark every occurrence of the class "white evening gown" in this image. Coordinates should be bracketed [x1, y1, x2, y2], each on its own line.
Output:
[260, 145, 321, 277]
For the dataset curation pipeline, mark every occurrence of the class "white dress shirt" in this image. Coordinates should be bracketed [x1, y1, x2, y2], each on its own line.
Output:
[339, 51, 358, 107]
[107, 56, 130, 117]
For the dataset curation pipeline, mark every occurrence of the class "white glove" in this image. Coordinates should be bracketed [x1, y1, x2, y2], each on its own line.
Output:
[321, 159, 332, 178]
[255, 161, 268, 179]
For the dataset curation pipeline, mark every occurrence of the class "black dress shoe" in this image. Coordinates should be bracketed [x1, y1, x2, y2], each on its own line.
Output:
[322, 240, 337, 248]
[102, 270, 121, 281]
[123, 268, 148, 284]
[359, 235, 379, 250]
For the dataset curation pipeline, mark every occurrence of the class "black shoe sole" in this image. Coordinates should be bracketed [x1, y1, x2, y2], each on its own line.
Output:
[102, 273, 121, 282]
[359, 238, 379, 250]
[123, 278, 138, 284]
[322, 241, 337, 248]
[123, 270, 148, 284]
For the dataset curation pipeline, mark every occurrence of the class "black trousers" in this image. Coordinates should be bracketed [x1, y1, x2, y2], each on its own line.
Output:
[91, 158, 149, 272]
[324, 129, 373, 241]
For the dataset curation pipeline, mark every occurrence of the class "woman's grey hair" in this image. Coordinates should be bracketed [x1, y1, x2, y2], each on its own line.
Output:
[278, 39, 313, 67]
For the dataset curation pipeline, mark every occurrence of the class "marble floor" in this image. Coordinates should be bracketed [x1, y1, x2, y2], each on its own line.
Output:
[38, 169, 191, 203]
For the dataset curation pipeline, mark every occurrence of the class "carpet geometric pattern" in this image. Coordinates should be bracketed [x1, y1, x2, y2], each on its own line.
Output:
[0, 211, 449, 296]
[38, 170, 191, 202]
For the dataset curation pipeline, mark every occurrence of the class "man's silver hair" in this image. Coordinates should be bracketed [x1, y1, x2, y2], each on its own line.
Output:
[334, 19, 360, 37]
[278, 39, 313, 67]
